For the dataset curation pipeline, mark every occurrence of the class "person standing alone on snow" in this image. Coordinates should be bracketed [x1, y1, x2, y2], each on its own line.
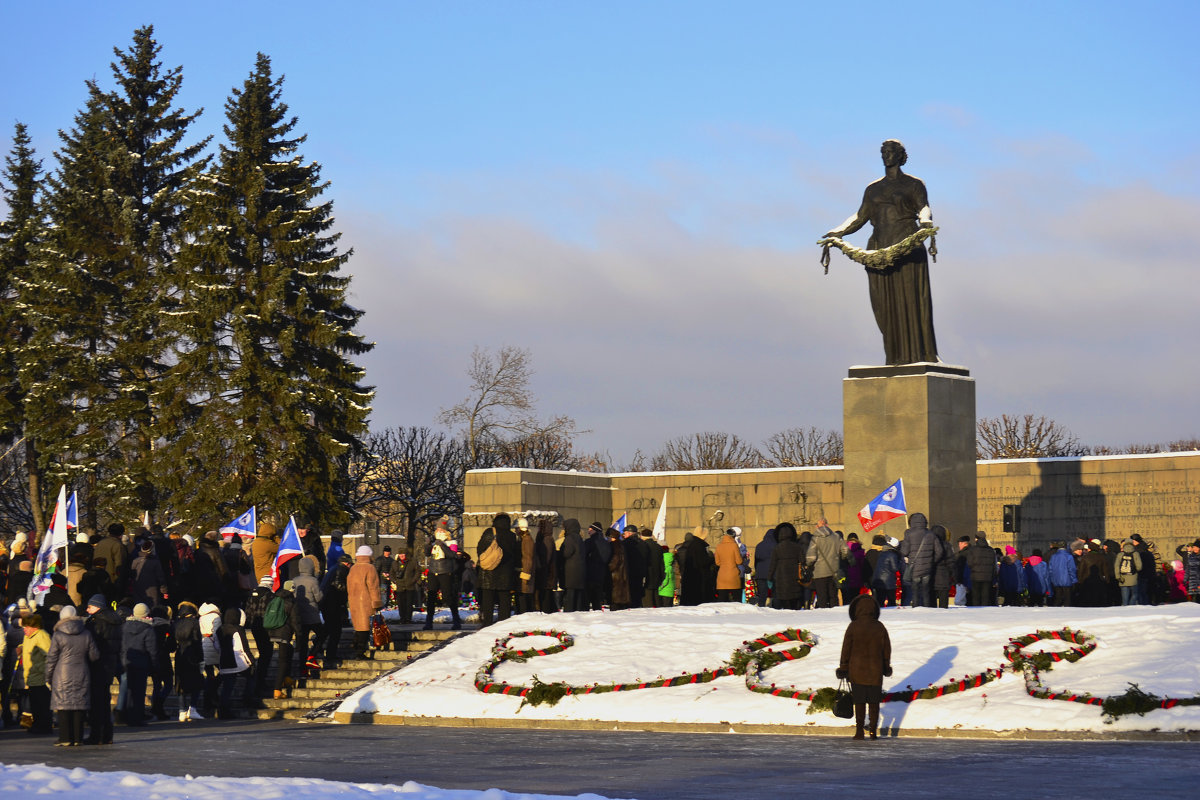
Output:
[836, 594, 892, 740]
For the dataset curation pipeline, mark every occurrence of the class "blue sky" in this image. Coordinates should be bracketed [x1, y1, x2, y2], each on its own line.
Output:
[3, 2, 1198, 461]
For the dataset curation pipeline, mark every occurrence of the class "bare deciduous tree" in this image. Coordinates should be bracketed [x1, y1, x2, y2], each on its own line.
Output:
[1090, 438, 1200, 456]
[649, 432, 764, 471]
[353, 426, 466, 539]
[438, 345, 579, 467]
[977, 414, 1088, 459]
[763, 426, 844, 467]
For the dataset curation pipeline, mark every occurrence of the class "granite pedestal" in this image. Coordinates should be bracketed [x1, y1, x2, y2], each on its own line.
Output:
[843, 363, 977, 540]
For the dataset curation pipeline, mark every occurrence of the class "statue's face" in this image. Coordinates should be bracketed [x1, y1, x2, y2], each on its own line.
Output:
[881, 142, 905, 167]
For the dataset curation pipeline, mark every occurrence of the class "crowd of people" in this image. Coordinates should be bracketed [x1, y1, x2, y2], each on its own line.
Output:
[3, 509, 1198, 744]
[0, 518, 387, 744]
[389, 512, 1200, 628]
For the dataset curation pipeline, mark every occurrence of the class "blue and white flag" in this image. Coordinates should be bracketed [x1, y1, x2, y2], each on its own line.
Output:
[65, 491, 78, 532]
[857, 478, 907, 533]
[612, 512, 627, 533]
[271, 515, 304, 590]
[220, 506, 257, 540]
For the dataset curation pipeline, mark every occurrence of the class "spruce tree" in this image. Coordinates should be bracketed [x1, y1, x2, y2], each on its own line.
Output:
[24, 26, 208, 527]
[0, 122, 46, 533]
[158, 52, 372, 531]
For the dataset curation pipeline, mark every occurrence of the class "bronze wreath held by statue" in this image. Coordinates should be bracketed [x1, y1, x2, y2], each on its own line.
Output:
[818, 226, 939, 275]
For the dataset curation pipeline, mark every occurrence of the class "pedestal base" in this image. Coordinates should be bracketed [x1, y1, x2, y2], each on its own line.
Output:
[843, 364, 977, 540]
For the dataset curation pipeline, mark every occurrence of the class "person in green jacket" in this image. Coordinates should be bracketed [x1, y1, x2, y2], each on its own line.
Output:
[658, 548, 676, 606]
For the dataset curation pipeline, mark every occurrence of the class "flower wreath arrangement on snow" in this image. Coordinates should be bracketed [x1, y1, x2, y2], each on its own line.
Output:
[474, 626, 1200, 720]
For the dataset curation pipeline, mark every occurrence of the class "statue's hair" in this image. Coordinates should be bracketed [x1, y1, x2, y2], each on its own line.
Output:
[881, 139, 908, 166]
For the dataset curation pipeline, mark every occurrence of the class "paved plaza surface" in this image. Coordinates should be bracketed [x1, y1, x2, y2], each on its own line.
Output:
[3, 720, 1199, 798]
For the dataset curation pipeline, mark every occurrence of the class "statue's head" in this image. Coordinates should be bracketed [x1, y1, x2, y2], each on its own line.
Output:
[881, 139, 908, 166]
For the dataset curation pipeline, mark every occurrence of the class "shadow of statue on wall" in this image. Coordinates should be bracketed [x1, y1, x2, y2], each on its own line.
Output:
[1017, 459, 1106, 553]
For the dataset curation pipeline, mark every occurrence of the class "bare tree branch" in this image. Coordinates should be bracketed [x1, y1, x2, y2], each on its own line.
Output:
[763, 426, 844, 467]
[649, 432, 764, 471]
[977, 414, 1088, 459]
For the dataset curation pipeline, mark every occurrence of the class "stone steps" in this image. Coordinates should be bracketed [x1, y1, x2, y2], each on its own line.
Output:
[110, 622, 469, 721]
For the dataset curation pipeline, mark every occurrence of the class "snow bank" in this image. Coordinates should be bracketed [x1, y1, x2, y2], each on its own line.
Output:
[341, 603, 1200, 733]
[0, 762, 625, 800]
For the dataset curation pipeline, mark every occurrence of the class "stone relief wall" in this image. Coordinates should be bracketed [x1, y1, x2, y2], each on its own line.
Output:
[463, 452, 1200, 558]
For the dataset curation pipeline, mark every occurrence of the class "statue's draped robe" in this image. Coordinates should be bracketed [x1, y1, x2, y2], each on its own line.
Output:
[861, 176, 938, 365]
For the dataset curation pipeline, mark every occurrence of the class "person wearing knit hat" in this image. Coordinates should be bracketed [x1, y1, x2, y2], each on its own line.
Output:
[21, 613, 53, 734]
[120, 602, 157, 726]
[46, 603, 94, 746]
[83, 589, 123, 743]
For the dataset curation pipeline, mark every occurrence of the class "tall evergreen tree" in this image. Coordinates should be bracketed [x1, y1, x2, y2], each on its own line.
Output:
[0, 122, 46, 533]
[158, 52, 372, 531]
[24, 26, 209, 527]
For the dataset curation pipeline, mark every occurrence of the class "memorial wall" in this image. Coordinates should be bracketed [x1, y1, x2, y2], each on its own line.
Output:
[463, 451, 1200, 559]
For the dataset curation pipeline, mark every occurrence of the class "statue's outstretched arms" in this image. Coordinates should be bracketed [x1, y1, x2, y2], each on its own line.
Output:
[825, 200, 869, 239]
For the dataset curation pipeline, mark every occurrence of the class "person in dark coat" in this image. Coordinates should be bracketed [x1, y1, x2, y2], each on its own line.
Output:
[120, 602, 157, 726]
[476, 514, 519, 626]
[148, 605, 174, 720]
[767, 523, 803, 609]
[930, 525, 954, 608]
[47, 605, 99, 746]
[558, 519, 586, 612]
[836, 594, 892, 740]
[391, 543, 421, 625]
[898, 512, 945, 608]
[244, 576, 276, 699]
[753, 528, 777, 607]
[216, 607, 256, 717]
[82, 594, 122, 743]
[78, 558, 117, 608]
[870, 537, 902, 608]
[173, 601, 205, 721]
[640, 529, 665, 608]
[266, 584, 301, 699]
[534, 519, 560, 613]
[583, 522, 611, 610]
[621, 526, 647, 609]
[315, 553, 352, 667]
[424, 529, 461, 630]
[1077, 541, 1114, 607]
[965, 533, 998, 606]
[679, 529, 715, 606]
[130, 541, 167, 607]
[607, 529, 632, 610]
[193, 532, 231, 606]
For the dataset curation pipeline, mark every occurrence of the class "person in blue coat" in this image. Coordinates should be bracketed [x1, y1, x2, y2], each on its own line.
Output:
[1048, 540, 1079, 607]
[753, 528, 777, 608]
[1024, 550, 1051, 606]
[998, 547, 1028, 606]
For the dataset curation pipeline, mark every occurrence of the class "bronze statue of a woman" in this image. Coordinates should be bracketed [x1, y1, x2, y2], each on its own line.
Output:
[822, 140, 939, 365]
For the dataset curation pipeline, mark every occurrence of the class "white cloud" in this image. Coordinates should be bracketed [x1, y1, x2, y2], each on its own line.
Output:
[342, 136, 1200, 460]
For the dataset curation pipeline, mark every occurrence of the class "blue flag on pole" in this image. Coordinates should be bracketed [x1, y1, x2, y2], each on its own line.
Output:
[65, 491, 78, 532]
[857, 478, 907, 533]
[611, 512, 627, 533]
[220, 506, 257, 540]
[271, 515, 304, 590]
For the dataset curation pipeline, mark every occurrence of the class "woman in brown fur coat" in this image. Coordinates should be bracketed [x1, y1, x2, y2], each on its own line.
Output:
[836, 593, 892, 739]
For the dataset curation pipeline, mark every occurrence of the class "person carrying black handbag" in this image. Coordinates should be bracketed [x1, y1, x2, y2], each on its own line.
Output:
[835, 594, 892, 740]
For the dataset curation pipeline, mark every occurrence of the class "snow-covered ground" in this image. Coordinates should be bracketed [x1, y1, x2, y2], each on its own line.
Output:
[344, 603, 1200, 733]
[0, 762, 625, 800]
